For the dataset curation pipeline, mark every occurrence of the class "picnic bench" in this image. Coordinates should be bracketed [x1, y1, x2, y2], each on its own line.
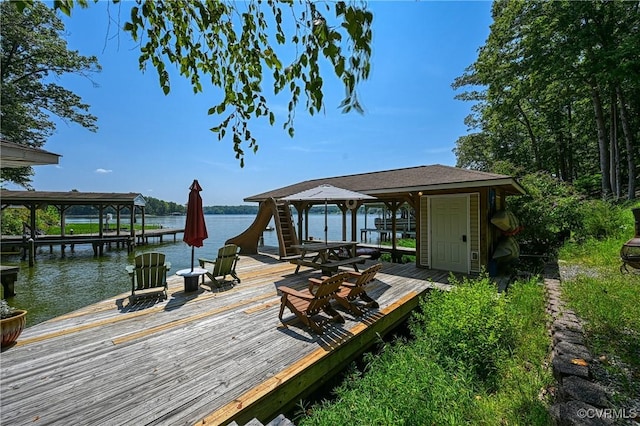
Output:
[289, 241, 368, 275]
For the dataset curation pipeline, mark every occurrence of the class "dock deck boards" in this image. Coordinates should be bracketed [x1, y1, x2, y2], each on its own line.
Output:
[1, 253, 453, 425]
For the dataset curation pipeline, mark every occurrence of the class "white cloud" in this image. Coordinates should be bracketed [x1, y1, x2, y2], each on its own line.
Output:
[95, 168, 113, 174]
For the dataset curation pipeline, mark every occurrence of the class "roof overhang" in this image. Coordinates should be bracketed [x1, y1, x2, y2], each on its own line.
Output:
[0, 140, 61, 168]
[244, 165, 527, 203]
[366, 177, 526, 196]
[0, 190, 146, 208]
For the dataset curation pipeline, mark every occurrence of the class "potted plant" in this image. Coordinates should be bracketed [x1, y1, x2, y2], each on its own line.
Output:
[1, 299, 27, 348]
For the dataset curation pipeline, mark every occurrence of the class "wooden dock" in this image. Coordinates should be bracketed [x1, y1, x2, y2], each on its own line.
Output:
[0, 228, 183, 261]
[0, 233, 135, 255]
[136, 227, 184, 245]
[0, 253, 453, 425]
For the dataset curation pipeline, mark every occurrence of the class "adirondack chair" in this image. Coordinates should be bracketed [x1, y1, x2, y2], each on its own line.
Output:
[278, 272, 348, 333]
[334, 263, 382, 316]
[198, 244, 241, 289]
[126, 252, 171, 302]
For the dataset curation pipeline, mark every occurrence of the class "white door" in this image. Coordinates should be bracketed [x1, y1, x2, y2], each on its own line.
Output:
[431, 196, 468, 273]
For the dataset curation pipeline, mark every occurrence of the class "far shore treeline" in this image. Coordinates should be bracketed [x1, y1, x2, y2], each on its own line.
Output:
[63, 196, 371, 216]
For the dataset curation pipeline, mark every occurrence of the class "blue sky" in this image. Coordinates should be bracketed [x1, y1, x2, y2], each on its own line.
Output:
[13, 1, 493, 206]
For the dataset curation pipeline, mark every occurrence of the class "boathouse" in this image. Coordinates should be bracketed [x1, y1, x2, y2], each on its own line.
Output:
[0, 190, 147, 259]
[228, 164, 525, 274]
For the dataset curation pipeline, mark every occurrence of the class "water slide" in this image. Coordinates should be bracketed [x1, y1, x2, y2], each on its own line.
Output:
[227, 198, 299, 258]
[225, 200, 275, 255]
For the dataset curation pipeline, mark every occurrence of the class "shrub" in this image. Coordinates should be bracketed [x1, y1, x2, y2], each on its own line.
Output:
[298, 276, 552, 425]
[410, 274, 513, 389]
[0, 206, 60, 235]
[573, 200, 630, 242]
[0, 299, 17, 319]
[507, 172, 582, 254]
[298, 339, 476, 425]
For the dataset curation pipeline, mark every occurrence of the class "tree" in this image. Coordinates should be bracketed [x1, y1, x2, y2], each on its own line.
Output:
[453, 0, 639, 200]
[1, 1, 101, 187]
[27, 0, 373, 167]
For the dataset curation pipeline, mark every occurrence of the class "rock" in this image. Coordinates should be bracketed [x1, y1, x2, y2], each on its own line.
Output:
[554, 317, 584, 333]
[555, 341, 593, 362]
[550, 400, 614, 425]
[561, 376, 610, 408]
[553, 355, 590, 380]
[552, 329, 585, 346]
[560, 311, 580, 324]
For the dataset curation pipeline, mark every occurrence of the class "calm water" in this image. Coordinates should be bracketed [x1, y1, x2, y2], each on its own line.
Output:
[3, 213, 375, 327]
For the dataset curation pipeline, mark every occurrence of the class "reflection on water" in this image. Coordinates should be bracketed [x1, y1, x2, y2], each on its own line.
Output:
[2, 214, 369, 327]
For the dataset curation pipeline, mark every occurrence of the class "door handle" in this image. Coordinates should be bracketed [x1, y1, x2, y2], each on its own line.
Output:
[462, 235, 467, 242]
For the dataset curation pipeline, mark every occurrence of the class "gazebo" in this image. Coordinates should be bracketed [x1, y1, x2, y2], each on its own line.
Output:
[232, 164, 525, 274]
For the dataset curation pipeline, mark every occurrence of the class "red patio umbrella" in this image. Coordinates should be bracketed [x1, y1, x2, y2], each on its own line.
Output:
[184, 179, 208, 271]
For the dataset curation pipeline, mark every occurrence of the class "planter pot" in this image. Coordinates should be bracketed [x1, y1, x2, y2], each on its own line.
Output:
[1, 309, 27, 348]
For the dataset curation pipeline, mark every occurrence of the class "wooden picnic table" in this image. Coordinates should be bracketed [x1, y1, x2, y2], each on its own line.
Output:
[289, 241, 367, 275]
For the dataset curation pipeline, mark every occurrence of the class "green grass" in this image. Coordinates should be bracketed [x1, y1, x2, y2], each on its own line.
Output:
[559, 237, 640, 403]
[379, 238, 416, 263]
[380, 238, 416, 249]
[296, 275, 553, 425]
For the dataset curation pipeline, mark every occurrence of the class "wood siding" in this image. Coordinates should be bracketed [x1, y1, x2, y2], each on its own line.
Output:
[419, 195, 429, 267]
[470, 193, 481, 272]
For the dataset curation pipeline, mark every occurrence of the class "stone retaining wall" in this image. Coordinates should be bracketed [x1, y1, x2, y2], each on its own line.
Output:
[544, 264, 614, 425]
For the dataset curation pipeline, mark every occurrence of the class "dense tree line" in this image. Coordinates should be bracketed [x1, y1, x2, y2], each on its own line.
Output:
[62, 198, 262, 216]
[0, 2, 100, 187]
[143, 197, 186, 216]
[204, 205, 257, 215]
[453, 0, 639, 200]
[59, 196, 182, 216]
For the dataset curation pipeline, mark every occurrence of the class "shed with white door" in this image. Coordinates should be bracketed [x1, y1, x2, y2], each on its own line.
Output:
[240, 164, 525, 274]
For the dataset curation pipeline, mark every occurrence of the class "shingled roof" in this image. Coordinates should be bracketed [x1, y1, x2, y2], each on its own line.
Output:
[0, 139, 61, 168]
[0, 190, 146, 207]
[245, 164, 525, 202]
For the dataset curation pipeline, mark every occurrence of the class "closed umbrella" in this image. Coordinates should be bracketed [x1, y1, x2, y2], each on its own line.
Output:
[183, 179, 208, 271]
[283, 184, 374, 243]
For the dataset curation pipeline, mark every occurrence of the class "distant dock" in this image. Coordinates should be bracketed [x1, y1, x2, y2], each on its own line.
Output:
[135, 227, 184, 245]
[0, 228, 184, 260]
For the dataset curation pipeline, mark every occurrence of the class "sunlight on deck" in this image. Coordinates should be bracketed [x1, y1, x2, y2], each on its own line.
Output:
[1, 253, 453, 425]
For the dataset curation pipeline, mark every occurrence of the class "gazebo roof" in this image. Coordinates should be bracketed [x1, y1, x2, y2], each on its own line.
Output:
[0, 190, 146, 207]
[245, 164, 525, 202]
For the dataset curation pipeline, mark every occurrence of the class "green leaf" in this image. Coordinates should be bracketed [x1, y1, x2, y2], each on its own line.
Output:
[14, 1, 29, 13]
[54, 0, 72, 16]
[33, 0, 375, 170]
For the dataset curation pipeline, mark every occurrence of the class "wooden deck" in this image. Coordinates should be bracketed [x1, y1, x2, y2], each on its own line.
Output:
[0, 253, 453, 426]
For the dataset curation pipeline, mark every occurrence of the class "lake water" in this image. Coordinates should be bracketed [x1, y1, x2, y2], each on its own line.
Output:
[3, 213, 377, 327]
